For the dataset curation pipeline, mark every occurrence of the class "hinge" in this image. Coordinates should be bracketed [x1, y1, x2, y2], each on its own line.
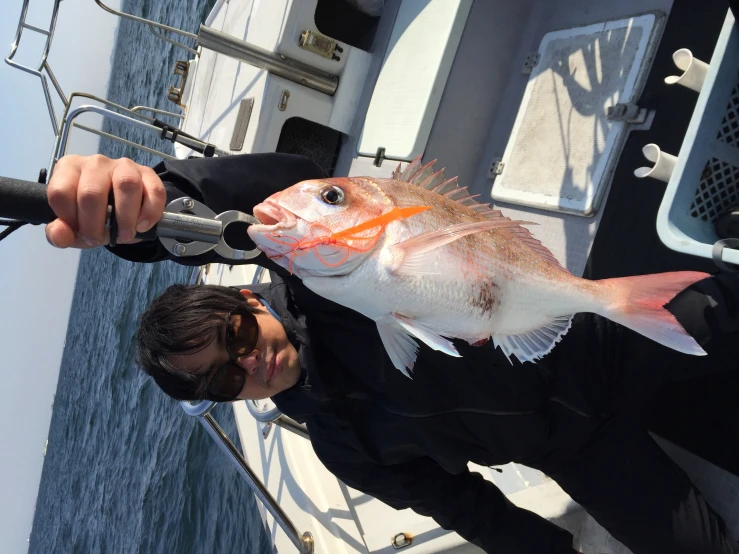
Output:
[374, 147, 386, 167]
[606, 102, 647, 124]
[522, 51, 540, 75]
[487, 157, 504, 179]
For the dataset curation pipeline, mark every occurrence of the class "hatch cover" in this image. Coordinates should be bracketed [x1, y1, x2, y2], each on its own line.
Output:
[491, 13, 664, 216]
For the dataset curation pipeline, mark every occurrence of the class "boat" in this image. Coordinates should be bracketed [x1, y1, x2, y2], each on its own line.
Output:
[4, 0, 739, 552]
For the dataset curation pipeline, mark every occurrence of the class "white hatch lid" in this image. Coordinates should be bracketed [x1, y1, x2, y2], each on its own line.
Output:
[357, 0, 472, 162]
[491, 13, 664, 216]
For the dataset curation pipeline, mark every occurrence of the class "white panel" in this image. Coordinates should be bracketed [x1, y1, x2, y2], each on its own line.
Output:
[492, 13, 663, 216]
[357, 0, 472, 161]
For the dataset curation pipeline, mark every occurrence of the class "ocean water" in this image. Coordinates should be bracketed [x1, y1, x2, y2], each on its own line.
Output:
[29, 1, 271, 552]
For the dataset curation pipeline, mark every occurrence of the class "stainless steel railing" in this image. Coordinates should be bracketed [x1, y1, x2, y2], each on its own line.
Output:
[51, 101, 229, 174]
[94, 0, 339, 95]
[180, 399, 314, 554]
[5, 0, 66, 133]
[5, 1, 206, 172]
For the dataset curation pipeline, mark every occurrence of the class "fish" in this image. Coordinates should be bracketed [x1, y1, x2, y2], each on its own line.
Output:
[247, 157, 709, 376]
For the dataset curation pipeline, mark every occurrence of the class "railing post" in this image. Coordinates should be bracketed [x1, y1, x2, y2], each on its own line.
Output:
[180, 400, 314, 553]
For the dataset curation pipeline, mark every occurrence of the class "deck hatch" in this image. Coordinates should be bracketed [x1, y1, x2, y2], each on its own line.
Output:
[491, 13, 663, 216]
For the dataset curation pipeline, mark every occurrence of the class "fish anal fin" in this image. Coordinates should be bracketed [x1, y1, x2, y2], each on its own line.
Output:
[386, 219, 534, 276]
[493, 315, 573, 364]
[376, 316, 418, 378]
[393, 314, 460, 357]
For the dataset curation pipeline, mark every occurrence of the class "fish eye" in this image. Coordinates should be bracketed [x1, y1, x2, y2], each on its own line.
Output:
[320, 186, 345, 205]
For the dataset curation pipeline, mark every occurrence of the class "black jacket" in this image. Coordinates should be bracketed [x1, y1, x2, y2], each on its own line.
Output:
[109, 153, 686, 553]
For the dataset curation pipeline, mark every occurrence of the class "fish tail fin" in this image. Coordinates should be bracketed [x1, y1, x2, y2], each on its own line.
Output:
[595, 271, 710, 356]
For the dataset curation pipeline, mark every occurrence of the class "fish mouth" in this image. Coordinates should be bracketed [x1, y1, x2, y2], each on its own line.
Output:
[252, 201, 297, 230]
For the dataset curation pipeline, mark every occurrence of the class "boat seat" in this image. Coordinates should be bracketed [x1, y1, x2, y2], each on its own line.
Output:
[357, 0, 473, 163]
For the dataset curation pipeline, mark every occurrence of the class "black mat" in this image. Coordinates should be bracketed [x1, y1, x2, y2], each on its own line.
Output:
[585, 0, 738, 475]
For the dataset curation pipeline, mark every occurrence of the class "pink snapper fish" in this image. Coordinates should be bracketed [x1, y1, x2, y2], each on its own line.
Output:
[247, 157, 708, 376]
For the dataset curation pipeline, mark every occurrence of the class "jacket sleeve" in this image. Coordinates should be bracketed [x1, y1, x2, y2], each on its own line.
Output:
[308, 420, 576, 554]
[666, 272, 739, 349]
[106, 153, 326, 268]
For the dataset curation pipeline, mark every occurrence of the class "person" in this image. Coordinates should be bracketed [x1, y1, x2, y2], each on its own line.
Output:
[45, 153, 739, 554]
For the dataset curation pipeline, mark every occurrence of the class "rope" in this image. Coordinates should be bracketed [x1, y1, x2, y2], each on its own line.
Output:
[0, 220, 29, 242]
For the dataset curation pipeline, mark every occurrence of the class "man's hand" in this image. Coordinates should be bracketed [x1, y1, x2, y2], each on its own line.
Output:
[45, 154, 166, 249]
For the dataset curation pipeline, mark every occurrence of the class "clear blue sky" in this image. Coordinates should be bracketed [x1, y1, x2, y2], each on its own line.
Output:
[0, 1, 121, 552]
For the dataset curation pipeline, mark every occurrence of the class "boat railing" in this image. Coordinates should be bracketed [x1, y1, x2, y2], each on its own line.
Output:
[6, 0, 66, 134]
[51, 98, 228, 174]
[94, 0, 199, 55]
[95, 0, 339, 95]
[180, 399, 314, 553]
[6, 1, 217, 175]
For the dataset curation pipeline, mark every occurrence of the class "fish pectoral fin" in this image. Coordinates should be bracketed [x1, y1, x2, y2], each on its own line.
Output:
[376, 316, 419, 378]
[492, 315, 573, 364]
[393, 314, 461, 358]
[387, 220, 534, 276]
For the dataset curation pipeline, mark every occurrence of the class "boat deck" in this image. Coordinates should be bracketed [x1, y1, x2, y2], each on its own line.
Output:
[193, 0, 739, 551]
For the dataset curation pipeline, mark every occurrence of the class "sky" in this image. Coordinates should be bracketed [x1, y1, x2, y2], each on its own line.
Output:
[0, 1, 122, 552]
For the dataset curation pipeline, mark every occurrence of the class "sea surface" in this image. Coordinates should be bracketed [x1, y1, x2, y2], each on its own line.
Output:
[29, 1, 271, 552]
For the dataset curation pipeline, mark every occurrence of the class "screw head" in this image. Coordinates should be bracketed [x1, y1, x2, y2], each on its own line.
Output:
[183, 198, 195, 210]
[174, 243, 187, 256]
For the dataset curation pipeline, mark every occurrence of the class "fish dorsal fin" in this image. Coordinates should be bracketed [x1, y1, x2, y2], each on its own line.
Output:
[393, 156, 565, 271]
[493, 315, 573, 364]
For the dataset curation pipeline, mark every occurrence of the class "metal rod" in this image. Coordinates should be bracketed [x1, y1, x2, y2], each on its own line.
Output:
[49, 93, 173, 172]
[273, 415, 310, 440]
[147, 23, 198, 55]
[198, 25, 339, 96]
[6, 0, 31, 63]
[94, 0, 198, 46]
[131, 106, 184, 120]
[71, 123, 177, 160]
[199, 413, 314, 553]
[22, 23, 49, 35]
[55, 105, 224, 172]
[40, 74, 59, 135]
[38, 0, 62, 70]
[44, 62, 68, 107]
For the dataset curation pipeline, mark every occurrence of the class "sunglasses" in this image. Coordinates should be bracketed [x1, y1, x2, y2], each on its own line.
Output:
[203, 305, 259, 402]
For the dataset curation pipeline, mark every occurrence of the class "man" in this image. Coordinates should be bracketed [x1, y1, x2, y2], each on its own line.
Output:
[45, 153, 739, 554]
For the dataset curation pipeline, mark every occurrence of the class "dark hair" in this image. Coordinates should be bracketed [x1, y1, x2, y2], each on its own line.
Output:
[136, 284, 258, 401]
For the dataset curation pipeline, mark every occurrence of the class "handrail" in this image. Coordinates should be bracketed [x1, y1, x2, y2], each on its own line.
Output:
[6, 0, 62, 71]
[5, 0, 66, 133]
[131, 106, 185, 120]
[180, 400, 314, 553]
[247, 399, 284, 422]
[50, 100, 227, 174]
[94, 0, 198, 54]
[47, 92, 174, 172]
[95, 0, 338, 95]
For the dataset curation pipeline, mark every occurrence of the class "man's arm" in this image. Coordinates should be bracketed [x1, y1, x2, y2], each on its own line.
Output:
[308, 420, 576, 554]
[45, 153, 326, 266]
